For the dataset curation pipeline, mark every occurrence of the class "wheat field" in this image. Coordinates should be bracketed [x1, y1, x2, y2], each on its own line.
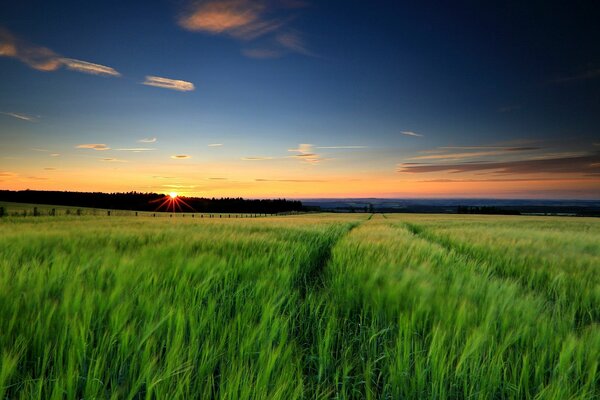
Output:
[0, 213, 598, 399]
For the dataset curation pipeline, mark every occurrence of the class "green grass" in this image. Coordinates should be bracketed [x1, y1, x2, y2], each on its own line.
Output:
[0, 213, 598, 399]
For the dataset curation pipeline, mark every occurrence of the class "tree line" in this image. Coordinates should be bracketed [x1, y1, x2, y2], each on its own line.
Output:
[0, 190, 305, 214]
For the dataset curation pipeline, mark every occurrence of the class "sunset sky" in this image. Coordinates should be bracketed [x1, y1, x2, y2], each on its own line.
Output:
[1, 0, 599, 199]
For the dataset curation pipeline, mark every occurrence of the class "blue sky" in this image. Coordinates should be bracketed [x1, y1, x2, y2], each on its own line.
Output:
[1, 0, 599, 198]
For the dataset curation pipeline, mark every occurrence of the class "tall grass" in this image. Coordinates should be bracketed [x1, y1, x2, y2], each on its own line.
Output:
[0, 213, 598, 399]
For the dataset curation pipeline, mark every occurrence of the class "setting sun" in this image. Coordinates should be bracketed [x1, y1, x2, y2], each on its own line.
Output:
[169, 192, 178, 199]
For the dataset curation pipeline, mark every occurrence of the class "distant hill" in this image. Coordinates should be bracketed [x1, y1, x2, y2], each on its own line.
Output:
[301, 198, 600, 216]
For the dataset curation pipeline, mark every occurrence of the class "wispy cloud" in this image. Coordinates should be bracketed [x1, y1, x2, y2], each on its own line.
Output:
[171, 154, 192, 159]
[418, 177, 599, 183]
[276, 31, 313, 56]
[288, 143, 322, 164]
[101, 158, 127, 162]
[401, 131, 423, 137]
[0, 27, 120, 77]
[61, 58, 121, 77]
[76, 144, 111, 151]
[241, 156, 273, 161]
[139, 137, 157, 143]
[208, 143, 223, 147]
[43, 167, 56, 170]
[115, 148, 156, 152]
[178, 0, 277, 39]
[209, 177, 228, 180]
[142, 76, 195, 91]
[50, 153, 60, 157]
[1, 111, 37, 121]
[398, 152, 600, 175]
[178, 0, 312, 57]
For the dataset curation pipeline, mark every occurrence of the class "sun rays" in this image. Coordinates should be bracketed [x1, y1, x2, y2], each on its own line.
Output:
[151, 192, 195, 213]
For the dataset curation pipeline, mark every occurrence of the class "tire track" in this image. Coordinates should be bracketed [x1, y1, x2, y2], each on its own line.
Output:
[404, 222, 598, 328]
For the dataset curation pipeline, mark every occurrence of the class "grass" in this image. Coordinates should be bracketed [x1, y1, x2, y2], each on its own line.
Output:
[0, 212, 598, 399]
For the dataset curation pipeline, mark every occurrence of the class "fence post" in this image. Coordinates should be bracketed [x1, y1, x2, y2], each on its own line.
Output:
[33, 207, 39, 216]
[135, 212, 138, 217]
[107, 210, 111, 216]
[50, 208, 56, 216]
[76, 209, 81, 216]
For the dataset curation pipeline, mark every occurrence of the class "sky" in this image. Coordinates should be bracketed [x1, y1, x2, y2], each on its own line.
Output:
[1, 0, 599, 199]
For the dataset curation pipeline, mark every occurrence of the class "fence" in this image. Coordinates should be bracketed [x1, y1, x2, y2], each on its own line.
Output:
[0, 204, 284, 219]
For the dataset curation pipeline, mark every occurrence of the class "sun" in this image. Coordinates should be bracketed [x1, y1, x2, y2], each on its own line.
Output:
[169, 192, 178, 199]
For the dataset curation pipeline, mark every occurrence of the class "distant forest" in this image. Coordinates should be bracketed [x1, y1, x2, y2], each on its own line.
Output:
[0, 190, 304, 213]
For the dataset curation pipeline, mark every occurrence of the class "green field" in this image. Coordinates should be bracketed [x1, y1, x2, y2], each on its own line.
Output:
[0, 213, 598, 399]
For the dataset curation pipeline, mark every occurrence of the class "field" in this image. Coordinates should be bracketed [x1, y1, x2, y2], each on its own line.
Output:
[0, 212, 598, 399]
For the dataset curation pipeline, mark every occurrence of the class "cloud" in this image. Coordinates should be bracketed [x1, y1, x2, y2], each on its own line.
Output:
[142, 76, 195, 91]
[0, 28, 120, 76]
[418, 177, 599, 183]
[115, 148, 156, 152]
[43, 167, 56, 170]
[178, 1, 312, 57]
[241, 156, 273, 161]
[76, 144, 111, 151]
[276, 31, 313, 56]
[288, 143, 321, 164]
[242, 48, 282, 59]
[61, 58, 121, 77]
[1, 111, 37, 121]
[139, 137, 157, 143]
[101, 158, 127, 162]
[401, 131, 423, 137]
[397, 152, 600, 175]
[408, 146, 542, 161]
[209, 177, 228, 180]
[0, 171, 17, 177]
[178, 0, 281, 40]
[208, 143, 223, 147]
[50, 153, 60, 157]
[171, 154, 192, 159]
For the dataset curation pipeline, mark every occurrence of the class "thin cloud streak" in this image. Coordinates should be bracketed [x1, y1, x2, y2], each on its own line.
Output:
[276, 31, 313, 56]
[139, 137, 157, 143]
[288, 143, 321, 164]
[61, 58, 121, 77]
[401, 131, 423, 137]
[101, 158, 127, 163]
[241, 156, 273, 161]
[76, 144, 111, 151]
[171, 154, 192, 159]
[0, 27, 120, 77]
[398, 152, 600, 175]
[142, 76, 195, 92]
[208, 143, 223, 147]
[1, 111, 37, 121]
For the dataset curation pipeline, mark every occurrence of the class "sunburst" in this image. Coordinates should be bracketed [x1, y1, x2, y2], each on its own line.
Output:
[151, 192, 195, 213]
